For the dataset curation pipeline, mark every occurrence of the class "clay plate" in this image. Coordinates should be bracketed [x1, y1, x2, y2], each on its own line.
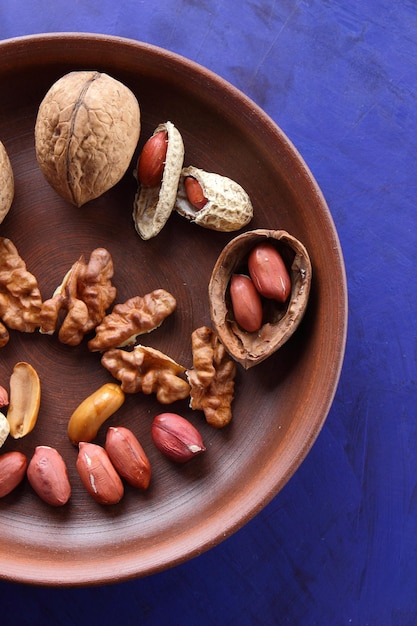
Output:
[0, 33, 347, 586]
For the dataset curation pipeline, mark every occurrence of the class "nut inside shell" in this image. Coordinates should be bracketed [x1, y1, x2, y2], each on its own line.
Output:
[208, 229, 312, 369]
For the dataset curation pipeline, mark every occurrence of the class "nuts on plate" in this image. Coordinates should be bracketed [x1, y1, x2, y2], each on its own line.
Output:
[105, 426, 151, 489]
[76, 441, 124, 505]
[35, 71, 141, 207]
[7, 361, 41, 439]
[186, 326, 236, 428]
[67, 382, 125, 445]
[0, 451, 27, 498]
[27, 446, 71, 506]
[0, 140, 14, 224]
[88, 288, 177, 352]
[133, 121, 184, 239]
[175, 166, 253, 232]
[40, 247, 116, 346]
[209, 229, 312, 368]
[151, 412, 206, 463]
[101, 345, 191, 403]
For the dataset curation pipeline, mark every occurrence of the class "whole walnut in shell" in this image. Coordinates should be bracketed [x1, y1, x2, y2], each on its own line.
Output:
[0, 140, 14, 224]
[35, 71, 141, 207]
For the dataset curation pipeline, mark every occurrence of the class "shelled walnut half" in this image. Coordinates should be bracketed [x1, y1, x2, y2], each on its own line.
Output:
[186, 326, 236, 428]
[101, 345, 191, 403]
[0, 237, 43, 346]
[40, 247, 116, 346]
[208, 229, 312, 369]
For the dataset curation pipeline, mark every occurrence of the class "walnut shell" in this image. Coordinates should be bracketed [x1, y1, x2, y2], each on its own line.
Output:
[35, 71, 141, 207]
[175, 166, 253, 232]
[0, 140, 14, 224]
[208, 229, 312, 369]
[133, 121, 184, 240]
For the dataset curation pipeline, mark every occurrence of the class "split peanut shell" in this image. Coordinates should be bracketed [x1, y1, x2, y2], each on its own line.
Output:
[35, 71, 141, 207]
[175, 166, 253, 232]
[133, 121, 184, 239]
[209, 229, 312, 369]
[7, 362, 41, 438]
[0, 140, 14, 224]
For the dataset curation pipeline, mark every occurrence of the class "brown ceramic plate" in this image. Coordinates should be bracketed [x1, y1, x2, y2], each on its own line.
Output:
[0, 33, 347, 586]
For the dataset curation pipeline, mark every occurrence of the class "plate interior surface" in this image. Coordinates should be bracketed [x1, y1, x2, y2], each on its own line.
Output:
[0, 34, 347, 585]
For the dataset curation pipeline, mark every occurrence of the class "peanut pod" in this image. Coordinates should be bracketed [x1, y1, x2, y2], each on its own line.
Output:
[7, 362, 41, 438]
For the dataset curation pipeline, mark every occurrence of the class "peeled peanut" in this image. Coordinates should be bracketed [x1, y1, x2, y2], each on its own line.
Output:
[7, 362, 41, 439]
[248, 243, 291, 302]
[137, 130, 168, 187]
[27, 446, 71, 506]
[105, 426, 151, 489]
[151, 413, 206, 463]
[229, 274, 263, 333]
[0, 451, 27, 497]
[76, 441, 124, 505]
[67, 383, 125, 445]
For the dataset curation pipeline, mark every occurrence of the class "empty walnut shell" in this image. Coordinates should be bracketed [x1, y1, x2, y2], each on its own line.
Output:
[175, 166, 253, 232]
[133, 121, 184, 239]
[209, 229, 312, 369]
[0, 140, 14, 224]
[35, 71, 141, 207]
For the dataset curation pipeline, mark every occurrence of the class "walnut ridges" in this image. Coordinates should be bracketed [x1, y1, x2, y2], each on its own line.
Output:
[35, 71, 141, 207]
[0, 140, 14, 224]
[209, 229, 312, 369]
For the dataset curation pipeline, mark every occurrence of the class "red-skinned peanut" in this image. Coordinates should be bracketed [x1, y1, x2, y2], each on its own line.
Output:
[229, 274, 263, 333]
[248, 243, 291, 303]
[184, 176, 208, 210]
[137, 131, 168, 187]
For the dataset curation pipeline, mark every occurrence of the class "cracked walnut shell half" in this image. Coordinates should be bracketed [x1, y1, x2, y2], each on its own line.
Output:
[208, 229, 312, 369]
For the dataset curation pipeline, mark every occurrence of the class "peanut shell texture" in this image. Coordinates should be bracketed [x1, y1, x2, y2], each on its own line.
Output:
[175, 166, 253, 232]
[0, 140, 14, 224]
[133, 121, 184, 239]
[35, 71, 141, 207]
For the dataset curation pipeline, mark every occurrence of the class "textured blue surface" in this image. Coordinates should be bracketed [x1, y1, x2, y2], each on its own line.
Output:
[0, 1, 416, 624]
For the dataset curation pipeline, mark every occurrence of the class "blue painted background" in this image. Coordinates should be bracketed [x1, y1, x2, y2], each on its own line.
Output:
[0, 1, 416, 624]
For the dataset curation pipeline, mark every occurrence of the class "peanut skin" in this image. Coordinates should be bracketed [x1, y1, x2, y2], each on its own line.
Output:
[105, 426, 151, 489]
[76, 442, 124, 505]
[248, 243, 291, 303]
[27, 446, 71, 506]
[151, 413, 206, 463]
[229, 274, 263, 333]
[0, 451, 27, 498]
[137, 130, 168, 187]
[184, 176, 208, 210]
